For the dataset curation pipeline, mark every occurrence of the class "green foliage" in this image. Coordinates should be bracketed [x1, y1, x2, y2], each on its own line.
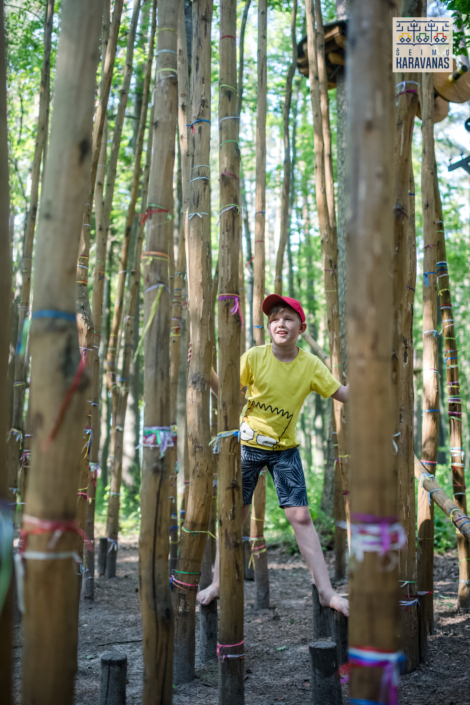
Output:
[445, 0, 470, 55]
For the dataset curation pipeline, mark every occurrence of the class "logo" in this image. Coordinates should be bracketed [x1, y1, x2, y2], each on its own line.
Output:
[393, 18, 453, 72]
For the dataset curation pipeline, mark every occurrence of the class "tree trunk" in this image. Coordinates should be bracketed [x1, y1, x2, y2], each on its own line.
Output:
[7, 0, 54, 502]
[305, 0, 350, 509]
[172, 0, 214, 685]
[218, 3, 244, 701]
[275, 0, 297, 294]
[84, 0, 111, 601]
[251, 0, 270, 612]
[139, 1, 178, 700]
[0, 2, 13, 700]
[104, 0, 155, 579]
[434, 165, 470, 609]
[20, 4, 102, 703]
[75, 0, 124, 565]
[105, 0, 144, 392]
[392, 33, 420, 667]
[346, 2, 398, 701]
[417, 70, 437, 637]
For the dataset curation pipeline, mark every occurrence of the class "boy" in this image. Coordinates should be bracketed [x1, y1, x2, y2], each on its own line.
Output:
[196, 294, 349, 616]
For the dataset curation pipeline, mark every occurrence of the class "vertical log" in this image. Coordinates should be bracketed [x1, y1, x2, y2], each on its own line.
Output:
[139, 1, 177, 700]
[21, 3, 102, 703]
[434, 167, 470, 609]
[314, 0, 348, 577]
[85, 0, 111, 601]
[417, 69, 437, 637]
[346, 0, 399, 702]
[251, 0, 270, 611]
[218, 3, 244, 702]
[275, 0, 297, 294]
[392, 20, 420, 667]
[172, 0, 214, 685]
[7, 0, 54, 501]
[305, 0, 350, 507]
[0, 2, 13, 699]
[76, 0, 124, 566]
[104, 0, 155, 579]
[105, 0, 144, 391]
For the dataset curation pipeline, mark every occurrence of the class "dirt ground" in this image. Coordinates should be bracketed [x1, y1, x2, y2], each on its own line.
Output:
[11, 535, 470, 704]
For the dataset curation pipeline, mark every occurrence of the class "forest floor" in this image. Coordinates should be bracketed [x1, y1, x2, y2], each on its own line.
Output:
[11, 533, 470, 705]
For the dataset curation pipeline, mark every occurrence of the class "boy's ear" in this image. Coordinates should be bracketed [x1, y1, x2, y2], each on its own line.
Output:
[300, 322, 307, 334]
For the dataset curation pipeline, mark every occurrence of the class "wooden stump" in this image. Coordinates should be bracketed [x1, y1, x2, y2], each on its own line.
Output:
[312, 584, 330, 639]
[98, 538, 108, 576]
[329, 609, 348, 666]
[106, 545, 117, 579]
[309, 641, 341, 705]
[418, 593, 429, 663]
[99, 651, 127, 705]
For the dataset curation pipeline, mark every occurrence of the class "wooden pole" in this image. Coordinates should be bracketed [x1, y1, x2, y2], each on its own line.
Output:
[139, 1, 178, 700]
[415, 456, 470, 536]
[6, 0, 54, 501]
[392, 36, 420, 668]
[20, 3, 103, 703]
[417, 69, 437, 636]
[313, 0, 348, 579]
[105, 0, 144, 392]
[85, 0, 112, 600]
[346, 1, 399, 702]
[434, 165, 470, 608]
[172, 0, 214, 685]
[75, 0, 124, 565]
[218, 2, 243, 701]
[104, 0, 155, 579]
[249, 0, 270, 609]
[275, 0, 297, 294]
[0, 2, 13, 699]
[305, 0, 350, 506]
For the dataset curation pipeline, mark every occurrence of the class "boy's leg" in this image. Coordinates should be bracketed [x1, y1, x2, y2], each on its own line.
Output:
[284, 506, 349, 617]
[197, 503, 251, 605]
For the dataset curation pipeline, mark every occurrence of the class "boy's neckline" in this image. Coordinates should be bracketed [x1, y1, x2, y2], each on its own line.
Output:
[269, 343, 300, 364]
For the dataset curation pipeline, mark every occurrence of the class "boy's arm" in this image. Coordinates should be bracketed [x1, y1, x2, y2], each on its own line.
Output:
[210, 368, 246, 404]
[331, 384, 349, 404]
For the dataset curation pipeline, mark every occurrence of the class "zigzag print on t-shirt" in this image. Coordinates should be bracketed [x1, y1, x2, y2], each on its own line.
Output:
[246, 400, 294, 443]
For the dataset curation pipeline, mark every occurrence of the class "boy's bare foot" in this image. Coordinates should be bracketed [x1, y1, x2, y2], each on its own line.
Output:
[196, 583, 220, 605]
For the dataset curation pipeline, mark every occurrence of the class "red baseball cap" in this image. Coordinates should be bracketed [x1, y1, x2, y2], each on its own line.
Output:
[262, 294, 306, 323]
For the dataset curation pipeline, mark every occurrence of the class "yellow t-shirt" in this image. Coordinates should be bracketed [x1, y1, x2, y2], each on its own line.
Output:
[239, 344, 340, 450]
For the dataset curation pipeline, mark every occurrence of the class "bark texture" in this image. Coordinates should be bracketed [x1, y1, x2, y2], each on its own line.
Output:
[20, 3, 102, 702]
[139, 1, 178, 701]
[173, 0, 214, 685]
[218, 2, 244, 701]
[345, 1, 399, 701]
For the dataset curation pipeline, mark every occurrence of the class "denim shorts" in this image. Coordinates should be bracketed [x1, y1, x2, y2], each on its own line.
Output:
[241, 445, 308, 508]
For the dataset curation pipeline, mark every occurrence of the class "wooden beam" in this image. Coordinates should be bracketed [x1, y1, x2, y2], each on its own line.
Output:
[414, 456, 470, 540]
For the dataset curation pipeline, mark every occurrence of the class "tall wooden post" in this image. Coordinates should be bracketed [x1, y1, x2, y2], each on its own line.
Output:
[20, 3, 103, 703]
[314, 0, 347, 579]
[250, 0, 270, 608]
[275, 0, 297, 294]
[0, 2, 13, 699]
[6, 0, 54, 501]
[417, 70, 437, 638]
[76, 0, 124, 567]
[104, 0, 155, 579]
[172, 0, 214, 685]
[305, 0, 350, 503]
[218, 2, 244, 702]
[139, 1, 177, 701]
[392, 18, 420, 666]
[434, 167, 470, 609]
[346, 1, 400, 702]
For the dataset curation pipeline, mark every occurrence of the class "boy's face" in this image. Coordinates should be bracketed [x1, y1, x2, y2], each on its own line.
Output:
[267, 307, 306, 346]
